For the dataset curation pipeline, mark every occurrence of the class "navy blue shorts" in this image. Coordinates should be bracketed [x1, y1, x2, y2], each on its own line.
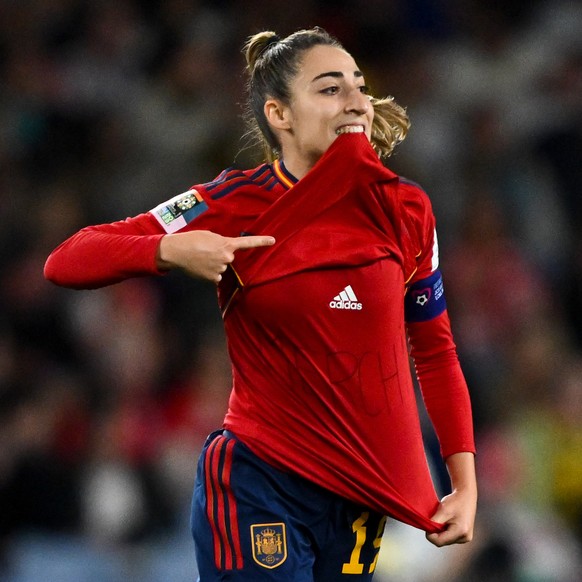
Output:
[191, 430, 387, 581]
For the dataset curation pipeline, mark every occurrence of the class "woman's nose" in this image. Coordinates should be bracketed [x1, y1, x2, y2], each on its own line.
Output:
[345, 89, 370, 115]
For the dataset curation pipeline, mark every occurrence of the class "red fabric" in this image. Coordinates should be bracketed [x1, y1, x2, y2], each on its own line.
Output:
[227, 132, 418, 290]
[44, 133, 474, 533]
[44, 217, 165, 288]
[218, 134, 453, 532]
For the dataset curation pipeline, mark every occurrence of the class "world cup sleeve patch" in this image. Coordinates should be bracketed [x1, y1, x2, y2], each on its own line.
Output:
[251, 523, 287, 569]
[405, 269, 447, 323]
[150, 189, 209, 233]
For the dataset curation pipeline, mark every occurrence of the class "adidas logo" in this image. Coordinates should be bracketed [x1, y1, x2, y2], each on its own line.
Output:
[329, 285, 363, 310]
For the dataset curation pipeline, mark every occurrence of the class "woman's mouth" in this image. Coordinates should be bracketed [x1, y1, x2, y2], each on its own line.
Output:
[335, 125, 365, 135]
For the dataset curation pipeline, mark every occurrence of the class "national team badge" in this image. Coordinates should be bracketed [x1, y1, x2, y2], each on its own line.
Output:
[251, 523, 287, 569]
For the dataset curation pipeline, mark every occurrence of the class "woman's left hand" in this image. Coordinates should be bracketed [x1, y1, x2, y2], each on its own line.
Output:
[426, 452, 477, 547]
[426, 488, 477, 547]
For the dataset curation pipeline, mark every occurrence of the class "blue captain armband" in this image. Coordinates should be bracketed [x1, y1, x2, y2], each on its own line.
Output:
[405, 270, 447, 323]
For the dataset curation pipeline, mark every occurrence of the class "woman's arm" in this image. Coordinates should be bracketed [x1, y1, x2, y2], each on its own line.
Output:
[426, 451, 477, 546]
[406, 309, 477, 546]
[407, 310, 475, 458]
[44, 213, 167, 289]
[44, 211, 275, 289]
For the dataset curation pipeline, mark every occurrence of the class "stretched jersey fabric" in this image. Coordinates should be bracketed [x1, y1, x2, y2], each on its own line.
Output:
[44, 133, 474, 533]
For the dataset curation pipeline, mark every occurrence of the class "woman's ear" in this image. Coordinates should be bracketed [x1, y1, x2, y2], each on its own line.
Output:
[264, 99, 292, 131]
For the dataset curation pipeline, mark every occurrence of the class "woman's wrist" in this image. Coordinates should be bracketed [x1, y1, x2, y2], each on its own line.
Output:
[446, 451, 477, 493]
[156, 235, 174, 270]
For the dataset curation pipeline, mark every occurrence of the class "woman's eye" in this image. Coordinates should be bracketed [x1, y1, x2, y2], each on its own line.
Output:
[321, 86, 339, 95]
[359, 85, 370, 94]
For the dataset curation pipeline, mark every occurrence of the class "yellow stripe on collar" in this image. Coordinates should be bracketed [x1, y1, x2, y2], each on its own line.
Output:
[273, 159, 295, 189]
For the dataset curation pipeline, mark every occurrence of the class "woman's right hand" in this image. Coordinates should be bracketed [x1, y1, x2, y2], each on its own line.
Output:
[156, 230, 275, 283]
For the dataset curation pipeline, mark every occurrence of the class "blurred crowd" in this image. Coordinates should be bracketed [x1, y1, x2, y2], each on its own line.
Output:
[0, 1, 581, 581]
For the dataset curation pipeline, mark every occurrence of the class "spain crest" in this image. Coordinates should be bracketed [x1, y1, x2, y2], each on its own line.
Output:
[251, 523, 287, 569]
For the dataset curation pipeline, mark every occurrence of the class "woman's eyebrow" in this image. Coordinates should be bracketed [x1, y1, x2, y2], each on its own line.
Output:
[311, 70, 364, 82]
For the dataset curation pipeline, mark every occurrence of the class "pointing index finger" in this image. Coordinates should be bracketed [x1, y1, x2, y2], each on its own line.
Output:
[230, 235, 276, 251]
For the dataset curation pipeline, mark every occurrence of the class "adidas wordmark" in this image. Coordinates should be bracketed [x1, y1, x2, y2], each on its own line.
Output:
[329, 285, 363, 310]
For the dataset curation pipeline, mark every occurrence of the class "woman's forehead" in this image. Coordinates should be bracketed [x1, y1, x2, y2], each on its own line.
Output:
[297, 45, 360, 80]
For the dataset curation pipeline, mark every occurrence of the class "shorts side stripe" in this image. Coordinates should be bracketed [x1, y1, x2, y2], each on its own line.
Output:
[222, 438, 243, 569]
[204, 438, 223, 569]
[212, 438, 230, 569]
[205, 435, 243, 570]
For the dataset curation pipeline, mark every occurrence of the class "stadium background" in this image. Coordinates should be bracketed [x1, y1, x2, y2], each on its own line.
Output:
[0, 1, 581, 580]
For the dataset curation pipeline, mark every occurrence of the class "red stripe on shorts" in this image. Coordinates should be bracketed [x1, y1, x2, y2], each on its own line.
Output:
[204, 438, 223, 569]
[223, 438, 244, 568]
[204, 435, 243, 570]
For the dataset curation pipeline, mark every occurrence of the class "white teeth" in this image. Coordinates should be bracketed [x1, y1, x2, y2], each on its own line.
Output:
[336, 126, 365, 135]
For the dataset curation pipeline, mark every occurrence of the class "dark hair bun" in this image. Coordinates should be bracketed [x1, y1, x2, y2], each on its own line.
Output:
[244, 31, 280, 70]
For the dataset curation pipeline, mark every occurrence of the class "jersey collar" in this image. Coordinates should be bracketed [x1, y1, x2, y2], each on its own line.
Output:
[272, 159, 298, 190]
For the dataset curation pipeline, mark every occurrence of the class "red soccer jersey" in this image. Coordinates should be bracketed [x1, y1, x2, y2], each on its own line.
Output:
[44, 133, 474, 533]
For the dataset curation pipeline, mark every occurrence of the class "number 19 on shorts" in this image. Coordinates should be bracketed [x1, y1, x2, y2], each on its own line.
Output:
[342, 512, 387, 575]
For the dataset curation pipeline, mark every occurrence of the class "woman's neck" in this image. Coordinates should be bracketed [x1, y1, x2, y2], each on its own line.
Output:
[279, 151, 319, 181]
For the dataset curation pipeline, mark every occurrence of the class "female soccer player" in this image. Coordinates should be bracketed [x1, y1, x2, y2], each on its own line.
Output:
[45, 28, 477, 581]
